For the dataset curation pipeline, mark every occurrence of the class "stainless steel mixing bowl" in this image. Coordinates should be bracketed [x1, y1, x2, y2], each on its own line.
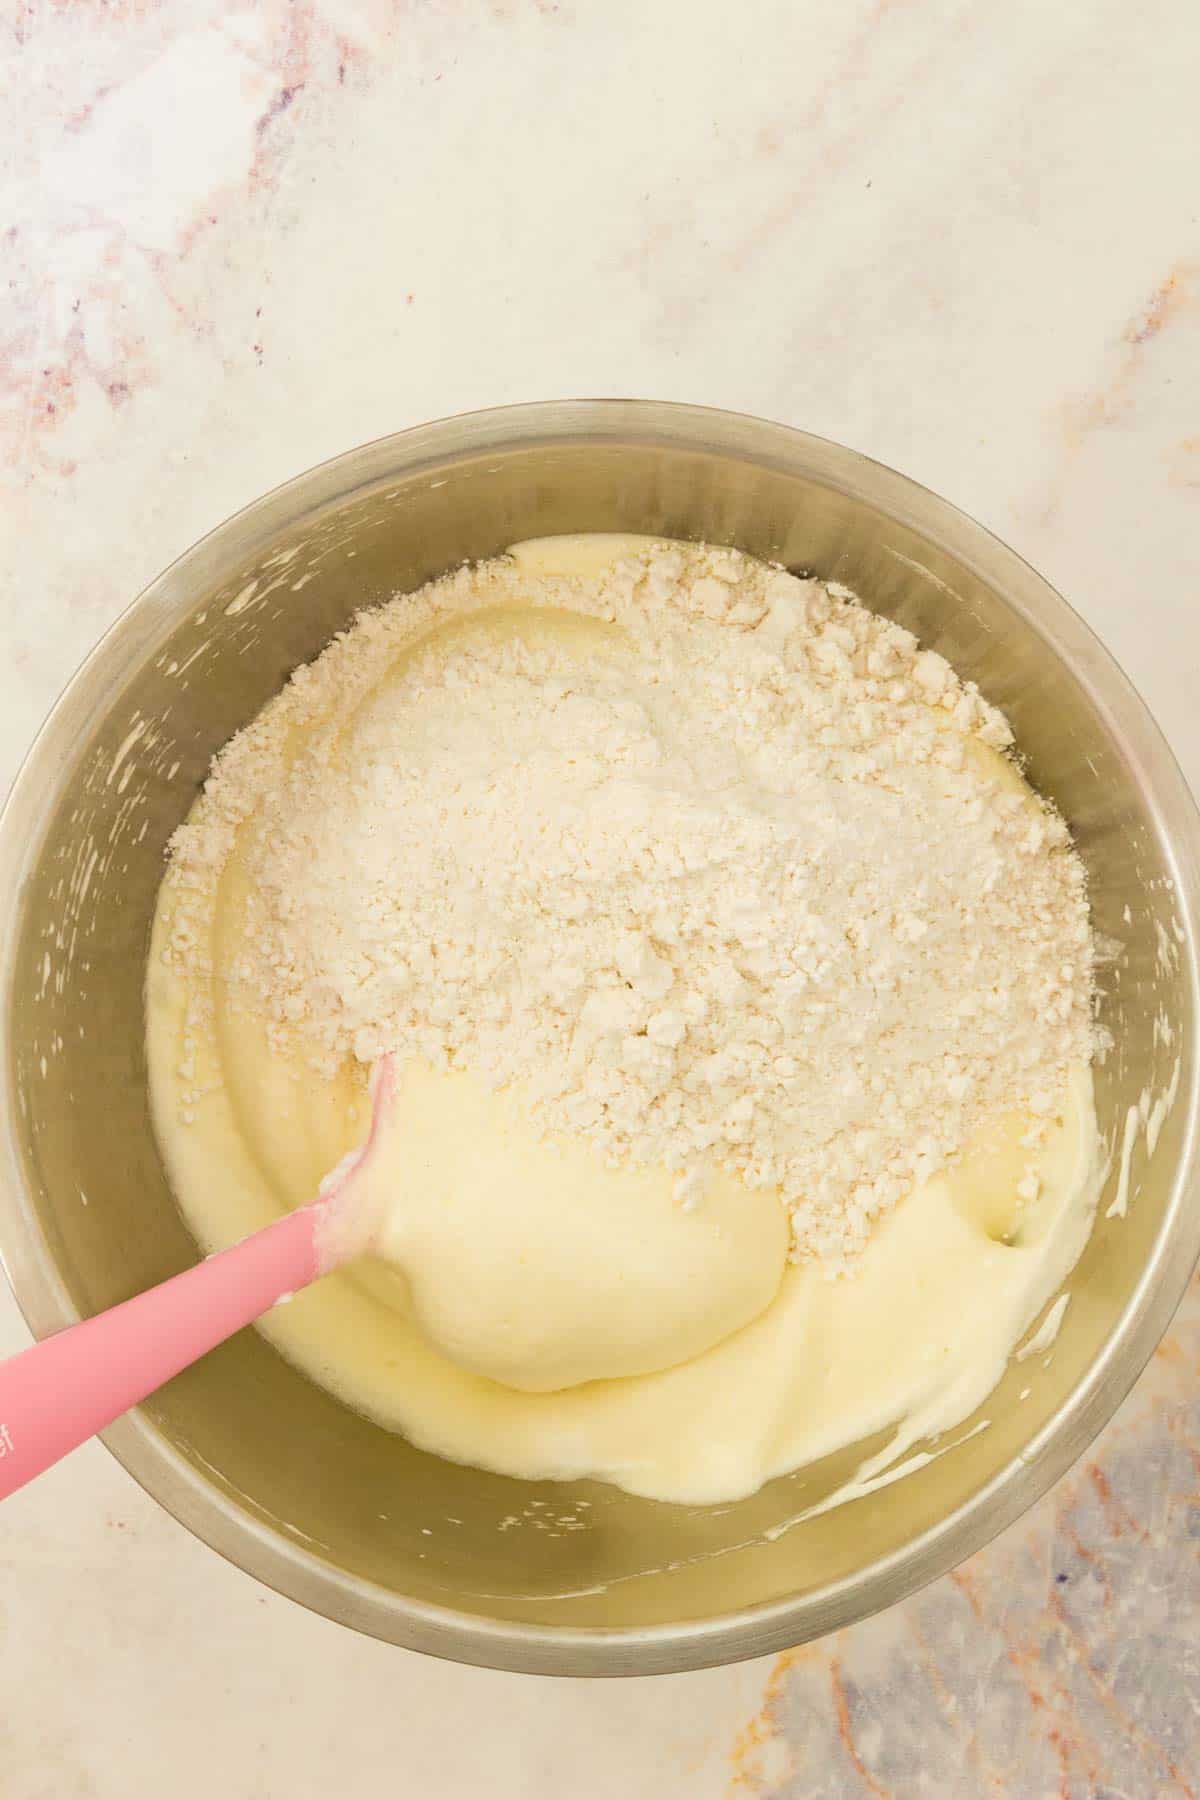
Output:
[1, 401, 1197, 1676]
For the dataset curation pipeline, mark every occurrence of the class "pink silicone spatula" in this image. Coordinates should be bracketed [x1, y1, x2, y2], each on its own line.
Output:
[0, 1056, 397, 1503]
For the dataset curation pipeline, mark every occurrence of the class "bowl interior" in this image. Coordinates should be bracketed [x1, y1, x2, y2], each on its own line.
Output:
[2, 410, 1195, 1669]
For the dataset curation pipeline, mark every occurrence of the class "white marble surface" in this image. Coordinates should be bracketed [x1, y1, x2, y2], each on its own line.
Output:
[3, 2, 1199, 1793]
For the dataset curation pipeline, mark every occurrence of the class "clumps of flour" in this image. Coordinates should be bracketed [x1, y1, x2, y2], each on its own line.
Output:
[162, 541, 1094, 1268]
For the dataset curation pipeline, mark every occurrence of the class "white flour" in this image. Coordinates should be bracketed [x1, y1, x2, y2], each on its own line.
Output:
[162, 540, 1094, 1268]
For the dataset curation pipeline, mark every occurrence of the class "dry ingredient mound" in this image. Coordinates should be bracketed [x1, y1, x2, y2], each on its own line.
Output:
[162, 540, 1094, 1269]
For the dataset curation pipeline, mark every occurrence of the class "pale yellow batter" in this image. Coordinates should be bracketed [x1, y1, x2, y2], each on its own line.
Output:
[145, 536, 1100, 1507]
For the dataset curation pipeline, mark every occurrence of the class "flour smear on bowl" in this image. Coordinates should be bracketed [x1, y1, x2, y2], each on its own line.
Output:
[146, 536, 1099, 1504]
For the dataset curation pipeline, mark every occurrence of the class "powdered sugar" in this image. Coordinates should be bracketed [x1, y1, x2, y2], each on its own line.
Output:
[161, 540, 1094, 1269]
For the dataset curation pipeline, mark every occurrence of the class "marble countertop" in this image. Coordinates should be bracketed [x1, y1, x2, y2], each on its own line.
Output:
[3, 2, 1198, 1793]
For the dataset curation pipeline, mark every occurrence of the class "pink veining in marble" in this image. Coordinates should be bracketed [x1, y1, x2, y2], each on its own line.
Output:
[4, 1, 368, 475]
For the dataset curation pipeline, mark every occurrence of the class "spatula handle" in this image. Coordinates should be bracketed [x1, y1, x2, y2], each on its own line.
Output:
[0, 1205, 321, 1502]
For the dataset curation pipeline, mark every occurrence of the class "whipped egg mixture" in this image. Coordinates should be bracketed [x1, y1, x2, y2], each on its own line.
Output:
[146, 535, 1100, 1506]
